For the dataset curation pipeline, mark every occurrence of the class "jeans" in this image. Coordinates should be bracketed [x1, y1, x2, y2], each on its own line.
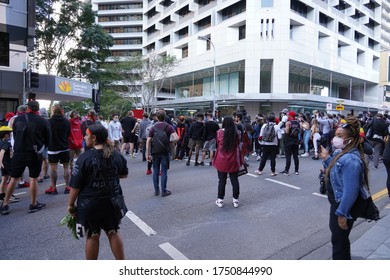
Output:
[258, 145, 278, 173]
[217, 171, 240, 200]
[302, 130, 311, 153]
[329, 203, 354, 260]
[368, 140, 383, 168]
[152, 154, 169, 193]
[284, 143, 299, 172]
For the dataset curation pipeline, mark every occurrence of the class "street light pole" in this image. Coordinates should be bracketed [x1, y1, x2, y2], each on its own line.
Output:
[198, 36, 216, 118]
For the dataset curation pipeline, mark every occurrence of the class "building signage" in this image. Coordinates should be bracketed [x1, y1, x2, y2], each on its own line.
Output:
[335, 105, 344, 111]
[55, 77, 92, 99]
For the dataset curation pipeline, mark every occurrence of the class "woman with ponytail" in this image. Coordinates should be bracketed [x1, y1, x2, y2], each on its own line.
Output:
[320, 116, 370, 259]
[68, 124, 128, 259]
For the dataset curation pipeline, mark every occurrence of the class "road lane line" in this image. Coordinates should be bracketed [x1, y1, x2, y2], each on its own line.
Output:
[372, 189, 388, 201]
[312, 192, 327, 198]
[264, 178, 301, 190]
[159, 242, 189, 260]
[247, 173, 258, 178]
[125, 211, 156, 236]
[14, 192, 27, 196]
[57, 183, 66, 187]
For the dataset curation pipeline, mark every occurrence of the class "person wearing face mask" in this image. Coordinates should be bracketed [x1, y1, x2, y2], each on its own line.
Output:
[320, 116, 370, 259]
[108, 114, 123, 152]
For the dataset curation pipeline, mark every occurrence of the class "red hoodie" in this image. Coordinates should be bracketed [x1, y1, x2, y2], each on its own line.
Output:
[68, 118, 83, 150]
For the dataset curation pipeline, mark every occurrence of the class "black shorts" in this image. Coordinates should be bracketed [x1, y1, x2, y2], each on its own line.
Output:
[10, 153, 42, 179]
[1, 167, 10, 177]
[77, 198, 120, 238]
[48, 151, 70, 164]
[123, 133, 136, 144]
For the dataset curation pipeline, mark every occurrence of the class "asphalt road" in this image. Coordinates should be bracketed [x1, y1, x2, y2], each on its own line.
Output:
[0, 151, 388, 260]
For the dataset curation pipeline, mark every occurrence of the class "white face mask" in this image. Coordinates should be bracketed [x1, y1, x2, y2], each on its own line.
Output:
[332, 136, 350, 149]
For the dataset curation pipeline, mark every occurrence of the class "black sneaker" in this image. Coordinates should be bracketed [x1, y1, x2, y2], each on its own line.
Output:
[195, 162, 200, 166]
[199, 161, 204, 166]
[28, 202, 46, 213]
[280, 170, 290, 176]
[154, 191, 160, 196]
[9, 195, 21, 203]
[186, 161, 190, 166]
[1, 204, 10, 215]
[161, 190, 171, 197]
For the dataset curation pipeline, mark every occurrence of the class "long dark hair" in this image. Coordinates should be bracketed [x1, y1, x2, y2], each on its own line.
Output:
[325, 116, 369, 189]
[88, 124, 114, 158]
[221, 116, 239, 153]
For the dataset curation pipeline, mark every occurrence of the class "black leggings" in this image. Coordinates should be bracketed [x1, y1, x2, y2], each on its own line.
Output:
[217, 171, 240, 200]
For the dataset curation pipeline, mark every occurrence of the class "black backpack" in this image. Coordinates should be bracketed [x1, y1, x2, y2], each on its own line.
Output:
[289, 120, 301, 139]
[152, 123, 170, 155]
[263, 123, 276, 142]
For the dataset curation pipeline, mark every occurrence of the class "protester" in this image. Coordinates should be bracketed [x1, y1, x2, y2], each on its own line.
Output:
[321, 116, 369, 259]
[382, 137, 390, 200]
[68, 110, 83, 171]
[37, 107, 50, 183]
[68, 124, 128, 260]
[45, 104, 71, 195]
[255, 115, 280, 176]
[0, 101, 50, 215]
[213, 116, 242, 208]
[108, 114, 123, 152]
[186, 114, 204, 166]
[120, 110, 137, 157]
[139, 112, 151, 162]
[0, 126, 20, 204]
[281, 111, 300, 175]
[200, 113, 219, 166]
[146, 110, 178, 197]
[81, 109, 96, 149]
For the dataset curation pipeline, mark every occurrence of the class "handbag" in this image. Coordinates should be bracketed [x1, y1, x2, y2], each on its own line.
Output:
[237, 164, 248, 177]
[350, 194, 380, 222]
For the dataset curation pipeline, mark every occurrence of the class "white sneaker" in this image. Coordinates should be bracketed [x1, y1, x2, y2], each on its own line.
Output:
[215, 199, 224, 208]
[301, 153, 309, 157]
[256, 156, 261, 161]
[233, 198, 239, 208]
[254, 170, 262, 175]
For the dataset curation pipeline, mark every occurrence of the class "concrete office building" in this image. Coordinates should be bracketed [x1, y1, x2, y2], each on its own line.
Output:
[144, 0, 383, 117]
[380, 0, 390, 106]
[0, 0, 35, 119]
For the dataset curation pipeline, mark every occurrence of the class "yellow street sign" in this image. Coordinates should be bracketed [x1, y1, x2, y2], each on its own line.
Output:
[335, 105, 344, 111]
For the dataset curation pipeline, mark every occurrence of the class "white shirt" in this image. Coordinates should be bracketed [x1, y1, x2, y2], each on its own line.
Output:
[108, 120, 122, 141]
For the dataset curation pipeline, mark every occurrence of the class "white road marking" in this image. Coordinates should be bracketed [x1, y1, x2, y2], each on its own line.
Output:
[159, 242, 189, 260]
[264, 178, 301, 190]
[247, 173, 258, 178]
[312, 192, 327, 198]
[57, 183, 66, 187]
[14, 192, 27, 196]
[126, 211, 156, 236]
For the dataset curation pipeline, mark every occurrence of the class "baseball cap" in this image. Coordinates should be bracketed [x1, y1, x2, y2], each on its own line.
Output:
[281, 108, 288, 114]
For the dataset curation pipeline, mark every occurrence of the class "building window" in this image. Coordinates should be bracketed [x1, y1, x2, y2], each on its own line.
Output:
[261, 0, 273, 7]
[260, 59, 273, 93]
[182, 46, 188, 58]
[220, 0, 246, 21]
[0, 32, 10, 67]
[239, 25, 246, 40]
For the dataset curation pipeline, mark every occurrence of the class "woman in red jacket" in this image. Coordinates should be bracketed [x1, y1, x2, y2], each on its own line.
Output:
[213, 116, 242, 208]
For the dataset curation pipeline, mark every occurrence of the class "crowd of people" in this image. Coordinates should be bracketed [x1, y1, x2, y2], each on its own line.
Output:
[1, 103, 390, 260]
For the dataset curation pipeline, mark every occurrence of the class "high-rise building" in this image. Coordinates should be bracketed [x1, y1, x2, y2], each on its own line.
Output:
[380, 0, 390, 105]
[92, 0, 143, 58]
[145, 0, 383, 116]
[0, 0, 35, 117]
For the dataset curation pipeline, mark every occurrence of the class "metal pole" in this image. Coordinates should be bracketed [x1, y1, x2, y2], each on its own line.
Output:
[23, 68, 27, 105]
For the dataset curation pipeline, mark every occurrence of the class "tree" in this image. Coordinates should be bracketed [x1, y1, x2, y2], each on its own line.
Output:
[34, 0, 113, 82]
[102, 52, 178, 113]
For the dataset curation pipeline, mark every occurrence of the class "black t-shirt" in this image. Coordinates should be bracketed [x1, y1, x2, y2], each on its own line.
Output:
[0, 140, 12, 170]
[120, 116, 136, 136]
[69, 149, 128, 200]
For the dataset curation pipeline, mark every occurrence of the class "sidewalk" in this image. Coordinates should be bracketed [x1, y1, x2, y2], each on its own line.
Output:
[351, 202, 390, 260]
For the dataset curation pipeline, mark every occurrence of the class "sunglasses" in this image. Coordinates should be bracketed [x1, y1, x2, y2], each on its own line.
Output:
[341, 123, 350, 129]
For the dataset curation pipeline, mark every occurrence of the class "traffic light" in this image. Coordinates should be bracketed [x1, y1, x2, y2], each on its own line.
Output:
[94, 102, 100, 114]
[92, 89, 100, 103]
[30, 71, 39, 88]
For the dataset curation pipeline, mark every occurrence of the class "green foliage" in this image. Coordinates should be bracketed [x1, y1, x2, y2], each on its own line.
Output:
[35, 0, 113, 82]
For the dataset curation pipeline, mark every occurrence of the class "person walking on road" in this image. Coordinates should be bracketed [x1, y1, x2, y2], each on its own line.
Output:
[146, 110, 179, 197]
[213, 116, 242, 208]
[200, 112, 219, 166]
[280, 111, 301, 175]
[186, 114, 204, 166]
[45, 105, 71, 195]
[321, 116, 370, 260]
[68, 124, 128, 260]
[139, 112, 151, 162]
[255, 115, 280, 176]
[108, 114, 123, 152]
[120, 110, 137, 157]
[0, 101, 50, 215]
[68, 110, 83, 172]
